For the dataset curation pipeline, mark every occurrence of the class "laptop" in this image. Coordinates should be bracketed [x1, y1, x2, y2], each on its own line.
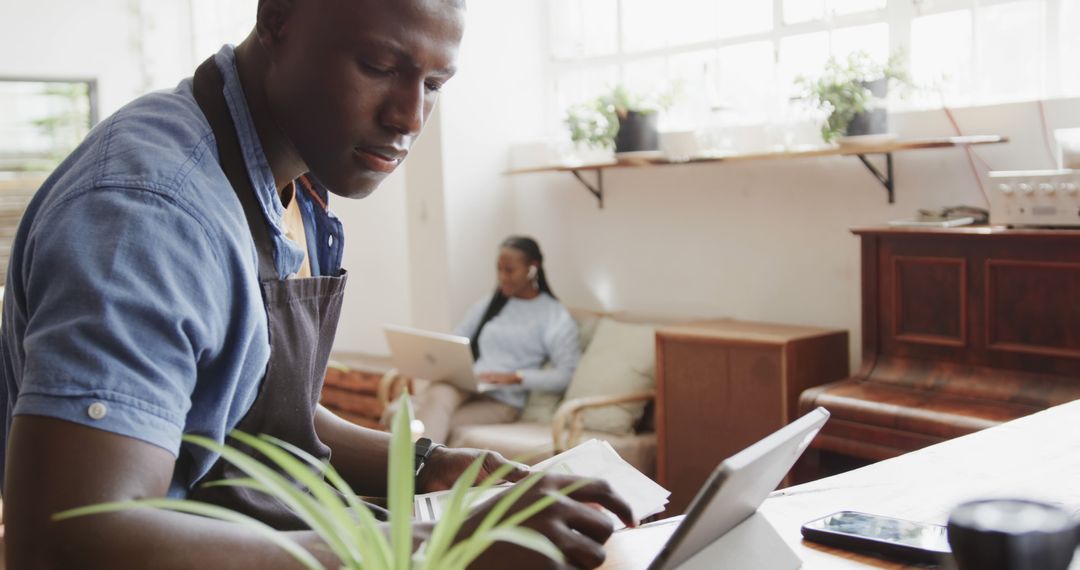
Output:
[383, 325, 491, 392]
[646, 406, 830, 570]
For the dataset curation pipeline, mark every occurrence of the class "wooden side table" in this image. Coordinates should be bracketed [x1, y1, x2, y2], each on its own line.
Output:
[655, 320, 848, 514]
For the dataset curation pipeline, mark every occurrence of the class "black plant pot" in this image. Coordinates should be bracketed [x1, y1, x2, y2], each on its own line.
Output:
[845, 78, 888, 137]
[614, 111, 659, 153]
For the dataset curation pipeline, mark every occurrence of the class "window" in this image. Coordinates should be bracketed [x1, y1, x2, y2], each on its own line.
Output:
[0, 78, 98, 286]
[0, 79, 97, 172]
[547, 0, 1077, 144]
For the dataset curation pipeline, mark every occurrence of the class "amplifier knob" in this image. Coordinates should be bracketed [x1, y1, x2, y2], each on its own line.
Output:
[1019, 183, 1034, 196]
[998, 184, 1013, 195]
[1040, 183, 1056, 195]
[1063, 182, 1079, 195]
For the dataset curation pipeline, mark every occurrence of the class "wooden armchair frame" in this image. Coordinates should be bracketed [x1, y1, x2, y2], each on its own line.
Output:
[551, 389, 655, 453]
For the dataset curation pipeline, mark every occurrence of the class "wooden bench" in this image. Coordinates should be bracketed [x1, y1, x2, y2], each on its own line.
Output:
[799, 227, 1080, 463]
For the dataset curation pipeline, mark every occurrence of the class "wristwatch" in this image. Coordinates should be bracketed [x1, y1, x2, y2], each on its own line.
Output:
[414, 437, 444, 478]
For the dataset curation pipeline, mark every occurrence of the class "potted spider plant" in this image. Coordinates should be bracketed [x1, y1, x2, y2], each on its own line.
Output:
[796, 50, 910, 143]
[55, 394, 581, 569]
[564, 85, 671, 153]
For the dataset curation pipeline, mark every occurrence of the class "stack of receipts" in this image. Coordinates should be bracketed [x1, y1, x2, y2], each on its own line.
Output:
[414, 439, 670, 529]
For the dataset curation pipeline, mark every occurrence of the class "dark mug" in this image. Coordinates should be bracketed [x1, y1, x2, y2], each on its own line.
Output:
[948, 499, 1079, 570]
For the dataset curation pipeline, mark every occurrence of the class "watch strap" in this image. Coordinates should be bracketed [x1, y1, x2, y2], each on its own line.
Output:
[414, 437, 443, 477]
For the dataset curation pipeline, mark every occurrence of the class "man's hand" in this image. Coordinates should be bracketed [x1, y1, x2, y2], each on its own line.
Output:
[477, 371, 522, 385]
[459, 473, 635, 570]
[417, 446, 528, 493]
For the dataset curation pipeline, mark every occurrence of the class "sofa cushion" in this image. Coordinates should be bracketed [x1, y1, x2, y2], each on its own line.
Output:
[519, 309, 602, 424]
[563, 318, 656, 435]
[568, 308, 603, 349]
[519, 391, 562, 423]
[448, 422, 657, 479]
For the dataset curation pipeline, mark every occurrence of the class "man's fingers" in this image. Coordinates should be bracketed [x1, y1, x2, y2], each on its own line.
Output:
[565, 478, 636, 528]
[501, 461, 530, 482]
[562, 499, 616, 545]
[485, 453, 531, 483]
[547, 518, 608, 569]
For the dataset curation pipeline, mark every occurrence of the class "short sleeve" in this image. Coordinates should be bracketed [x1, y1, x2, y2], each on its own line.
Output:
[13, 188, 229, 456]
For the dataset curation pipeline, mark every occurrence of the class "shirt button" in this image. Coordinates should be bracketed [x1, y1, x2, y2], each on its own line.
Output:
[328, 235, 334, 247]
[87, 402, 108, 420]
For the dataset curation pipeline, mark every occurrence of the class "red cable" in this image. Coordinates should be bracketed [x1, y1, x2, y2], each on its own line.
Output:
[1037, 100, 1058, 168]
[942, 106, 991, 207]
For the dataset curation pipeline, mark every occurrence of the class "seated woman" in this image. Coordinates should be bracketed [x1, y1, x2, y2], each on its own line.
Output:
[412, 236, 581, 444]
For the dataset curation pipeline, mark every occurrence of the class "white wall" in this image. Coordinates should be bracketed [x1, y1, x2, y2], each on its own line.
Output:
[331, 171, 413, 355]
[438, 0, 550, 322]
[402, 106, 454, 334]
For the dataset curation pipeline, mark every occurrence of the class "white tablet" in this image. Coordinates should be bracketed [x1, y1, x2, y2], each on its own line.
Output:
[647, 407, 830, 570]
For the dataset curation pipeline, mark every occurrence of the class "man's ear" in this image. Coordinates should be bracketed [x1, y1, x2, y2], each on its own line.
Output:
[254, 0, 295, 52]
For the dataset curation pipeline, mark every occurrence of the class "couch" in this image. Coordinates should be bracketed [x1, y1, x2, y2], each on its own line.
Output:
[377, 309, 678, 479]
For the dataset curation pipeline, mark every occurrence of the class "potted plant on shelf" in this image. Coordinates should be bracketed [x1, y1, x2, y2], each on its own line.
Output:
[55, 394, 579, 570]
[796, 50, 910, 144]
[564, 85, 670, 154]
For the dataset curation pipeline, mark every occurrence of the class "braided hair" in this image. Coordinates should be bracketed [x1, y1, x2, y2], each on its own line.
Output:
[470, 236, 555, 360]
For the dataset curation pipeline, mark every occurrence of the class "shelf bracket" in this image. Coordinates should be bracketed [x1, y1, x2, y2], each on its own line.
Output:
[570, 169, 604, 208]
[855, 152, 895, 204]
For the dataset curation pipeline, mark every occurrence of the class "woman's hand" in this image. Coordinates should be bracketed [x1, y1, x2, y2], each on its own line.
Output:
[478, 371, 522, 385]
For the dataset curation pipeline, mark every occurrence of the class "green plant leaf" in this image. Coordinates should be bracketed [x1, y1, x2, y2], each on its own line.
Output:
[417, 435, 537, 568]
[497, 477, 591, 530]
[472, 471, 546, 539]
[443, 477, 592, 568]
[416, 454, 488, 569]
[184, 434, 354, 564]
[389, 392, 417, 569]
[55, 498, 325, 570]
[483, 527, 564, 565]
[262, 434, 392, 568]
[227, 431, 365, 564]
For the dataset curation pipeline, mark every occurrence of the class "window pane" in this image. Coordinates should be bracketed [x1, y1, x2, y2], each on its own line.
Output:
[555, 66, 621, 116]
[784, 0, 825, 24]
[831, 23, 889, 63]
[670, 0, 719, 45]
[779, 31, 830, 86]
[0, 80, 94, 171]
[714, 41, 777, 124]
[1063, 0, 1080, 95]
[621, 0, 668, 52]
[621, 57, 668, 99]
[829, 0, 887, 17]
[550, 0, 617, 58]
[665, 50, 718, 130]
[718, 0, 772, 39]
[975, 0, 1042, 103]
[910, 10, 973, 107]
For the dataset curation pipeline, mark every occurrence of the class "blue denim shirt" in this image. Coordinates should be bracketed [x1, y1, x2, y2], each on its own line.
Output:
[0, 45, 344, 497]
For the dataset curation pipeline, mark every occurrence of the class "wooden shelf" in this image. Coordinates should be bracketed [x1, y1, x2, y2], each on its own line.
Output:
[506, 135, 1009, 208]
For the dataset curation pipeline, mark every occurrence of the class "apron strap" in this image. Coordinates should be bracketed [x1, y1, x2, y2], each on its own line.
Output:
[191, 56, 278, 282]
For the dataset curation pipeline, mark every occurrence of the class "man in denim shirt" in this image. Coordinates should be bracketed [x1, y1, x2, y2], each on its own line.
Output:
[1, 0, 632, 568]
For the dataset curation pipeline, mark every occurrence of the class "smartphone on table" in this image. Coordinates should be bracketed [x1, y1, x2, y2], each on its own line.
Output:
[801, 510, 952, 564]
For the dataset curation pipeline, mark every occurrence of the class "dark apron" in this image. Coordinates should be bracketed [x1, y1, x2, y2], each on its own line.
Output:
[188, 56, 373, 529]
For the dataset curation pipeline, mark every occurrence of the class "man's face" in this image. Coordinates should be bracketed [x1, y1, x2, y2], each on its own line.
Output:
[265, 0, 464, 198]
